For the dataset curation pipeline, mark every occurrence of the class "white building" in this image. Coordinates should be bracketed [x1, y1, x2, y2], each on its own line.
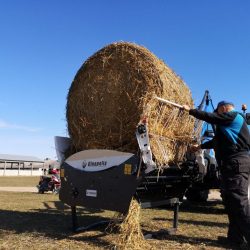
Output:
[0, 154, 44, 176]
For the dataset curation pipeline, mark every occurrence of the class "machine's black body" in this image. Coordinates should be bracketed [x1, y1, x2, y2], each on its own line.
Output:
[59, 148, 199, 233]
[59, 155, 140, 214]
[136, 163, 197, 208]
[60, 153, 198, 212]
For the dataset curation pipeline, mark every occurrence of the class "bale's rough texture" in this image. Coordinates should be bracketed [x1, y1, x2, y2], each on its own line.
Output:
[66, 42, 194, 165]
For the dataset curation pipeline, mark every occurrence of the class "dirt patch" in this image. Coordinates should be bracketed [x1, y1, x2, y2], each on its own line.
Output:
[0, 186, 37, 192]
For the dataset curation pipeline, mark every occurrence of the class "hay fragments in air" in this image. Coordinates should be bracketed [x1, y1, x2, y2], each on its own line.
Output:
[66, 42, 194, 165]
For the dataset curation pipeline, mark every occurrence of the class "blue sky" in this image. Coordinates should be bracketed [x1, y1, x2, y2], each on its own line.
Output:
[0, 1, 249, 160]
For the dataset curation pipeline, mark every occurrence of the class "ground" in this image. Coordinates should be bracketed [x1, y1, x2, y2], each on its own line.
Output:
[0, 177, 232, 250]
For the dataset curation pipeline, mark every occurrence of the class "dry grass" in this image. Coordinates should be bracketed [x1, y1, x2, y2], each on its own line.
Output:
[0, 189, 230, 250]
[0, 176, 39, 187]
[66, 42, 194, 165]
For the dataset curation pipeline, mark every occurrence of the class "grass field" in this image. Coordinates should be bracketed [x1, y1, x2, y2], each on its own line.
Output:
[0, 176, 39, 187]
[0, 177, 230, 250]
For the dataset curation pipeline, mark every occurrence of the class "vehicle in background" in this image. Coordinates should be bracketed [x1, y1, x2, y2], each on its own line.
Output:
[37, 169, 61, 194]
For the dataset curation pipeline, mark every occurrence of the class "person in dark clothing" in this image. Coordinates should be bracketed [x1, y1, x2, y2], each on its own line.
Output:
[183, 100, 250, 248]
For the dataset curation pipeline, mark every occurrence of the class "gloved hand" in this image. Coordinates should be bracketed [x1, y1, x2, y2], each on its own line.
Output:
[182, 105, 191, 111]
[242, 104, 247, 111]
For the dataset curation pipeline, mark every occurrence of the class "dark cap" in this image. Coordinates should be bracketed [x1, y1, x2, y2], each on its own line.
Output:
[214, 100, 234, 112]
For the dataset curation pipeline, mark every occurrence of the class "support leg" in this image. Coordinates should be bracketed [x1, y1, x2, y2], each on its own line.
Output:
[145, 199, 180, 239]
[173, 201, 180, 229]
[71, 206, 78, 232]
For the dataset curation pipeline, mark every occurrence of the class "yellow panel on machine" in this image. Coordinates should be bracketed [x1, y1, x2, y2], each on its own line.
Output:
[124, 164, 132, 175]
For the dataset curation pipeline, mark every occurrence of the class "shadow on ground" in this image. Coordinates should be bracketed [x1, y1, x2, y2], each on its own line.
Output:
[0, 200, 114, 248]
[180, 199, 225, 214]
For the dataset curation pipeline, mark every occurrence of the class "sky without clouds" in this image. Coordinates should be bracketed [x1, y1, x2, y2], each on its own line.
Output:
[0, 0, 249, 159]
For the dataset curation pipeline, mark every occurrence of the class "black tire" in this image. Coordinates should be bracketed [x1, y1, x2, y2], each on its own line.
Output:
[185, 188, 209, 202]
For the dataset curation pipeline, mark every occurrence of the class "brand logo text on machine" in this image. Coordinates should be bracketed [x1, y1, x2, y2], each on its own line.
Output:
[82, 160, 108, 168]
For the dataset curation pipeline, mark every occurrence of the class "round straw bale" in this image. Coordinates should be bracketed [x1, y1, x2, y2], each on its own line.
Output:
[66, 42, 194, 165]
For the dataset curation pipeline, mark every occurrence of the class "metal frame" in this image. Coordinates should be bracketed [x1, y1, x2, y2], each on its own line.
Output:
[70, 198, 180, 235]
[136, 120, 156, 174]
[71, 206, 111, 232]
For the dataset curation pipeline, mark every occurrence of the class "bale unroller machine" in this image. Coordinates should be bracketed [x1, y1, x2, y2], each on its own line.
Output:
[55, 91, 215, 234]
[56, 91, 250, 235]
[56, 138, 198, 232]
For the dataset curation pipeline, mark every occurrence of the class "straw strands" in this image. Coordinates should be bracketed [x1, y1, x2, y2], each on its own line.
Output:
[110, 198, 150, 250]
[66, 42, 194, 166]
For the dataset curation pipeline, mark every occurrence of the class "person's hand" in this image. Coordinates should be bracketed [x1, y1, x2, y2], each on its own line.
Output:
[242, 104, 247, 111]
[189, 144, 201, 153]
[182, 104, 191, 111]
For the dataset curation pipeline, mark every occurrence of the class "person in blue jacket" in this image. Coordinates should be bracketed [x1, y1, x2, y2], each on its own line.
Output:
[183, 101, 250, 248]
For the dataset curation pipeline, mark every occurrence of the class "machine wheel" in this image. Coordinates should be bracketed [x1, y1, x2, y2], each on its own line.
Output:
[185, 188, 209, 202]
